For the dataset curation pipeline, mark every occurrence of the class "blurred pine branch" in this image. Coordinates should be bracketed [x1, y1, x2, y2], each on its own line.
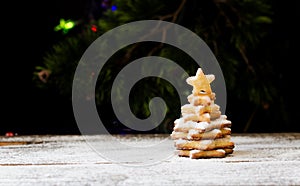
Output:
[34, 0, 277, 133]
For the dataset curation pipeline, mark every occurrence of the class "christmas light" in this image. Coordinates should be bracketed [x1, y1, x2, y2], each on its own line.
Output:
[91, 25, 98, 32]
[111, 5, 117, 11]
[5, 132, 14, 137]
[54, 19, 76, 34]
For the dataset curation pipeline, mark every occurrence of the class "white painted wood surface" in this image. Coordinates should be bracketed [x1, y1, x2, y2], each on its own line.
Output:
[0, 133, 299, 185]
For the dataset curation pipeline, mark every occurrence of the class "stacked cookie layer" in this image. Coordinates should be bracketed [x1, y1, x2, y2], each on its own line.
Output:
[171, 68, 234, 159]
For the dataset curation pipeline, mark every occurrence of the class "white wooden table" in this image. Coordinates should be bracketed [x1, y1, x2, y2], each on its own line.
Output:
[1, 133, 299, 185]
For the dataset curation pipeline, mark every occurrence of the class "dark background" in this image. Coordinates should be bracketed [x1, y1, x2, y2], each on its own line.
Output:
[2, 0, 300, 135]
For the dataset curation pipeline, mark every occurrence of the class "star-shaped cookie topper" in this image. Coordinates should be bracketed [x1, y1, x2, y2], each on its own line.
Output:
[186, 68, 214, 95]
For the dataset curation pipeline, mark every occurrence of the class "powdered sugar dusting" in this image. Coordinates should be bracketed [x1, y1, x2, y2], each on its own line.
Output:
[211, 129, 221, 134]
[216, 149, 226, 153]
[175, 139, 187, 145]
[190, 149, 201, 155]
[195, 122, 209, 130]
[210, 117, 231, 125]
[0, 134, 299, 185]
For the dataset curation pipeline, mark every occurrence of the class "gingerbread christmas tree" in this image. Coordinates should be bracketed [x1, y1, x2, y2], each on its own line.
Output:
[171, 68, 235, 158]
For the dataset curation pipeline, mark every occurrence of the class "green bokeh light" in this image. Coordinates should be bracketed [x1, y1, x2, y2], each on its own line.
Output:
[54, 19, 75, 34]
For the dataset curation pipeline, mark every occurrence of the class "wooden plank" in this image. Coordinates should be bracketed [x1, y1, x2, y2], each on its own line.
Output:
[0, 133, 299, 185]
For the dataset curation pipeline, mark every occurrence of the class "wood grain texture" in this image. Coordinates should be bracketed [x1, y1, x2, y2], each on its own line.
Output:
[0, 133, 299, 185]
